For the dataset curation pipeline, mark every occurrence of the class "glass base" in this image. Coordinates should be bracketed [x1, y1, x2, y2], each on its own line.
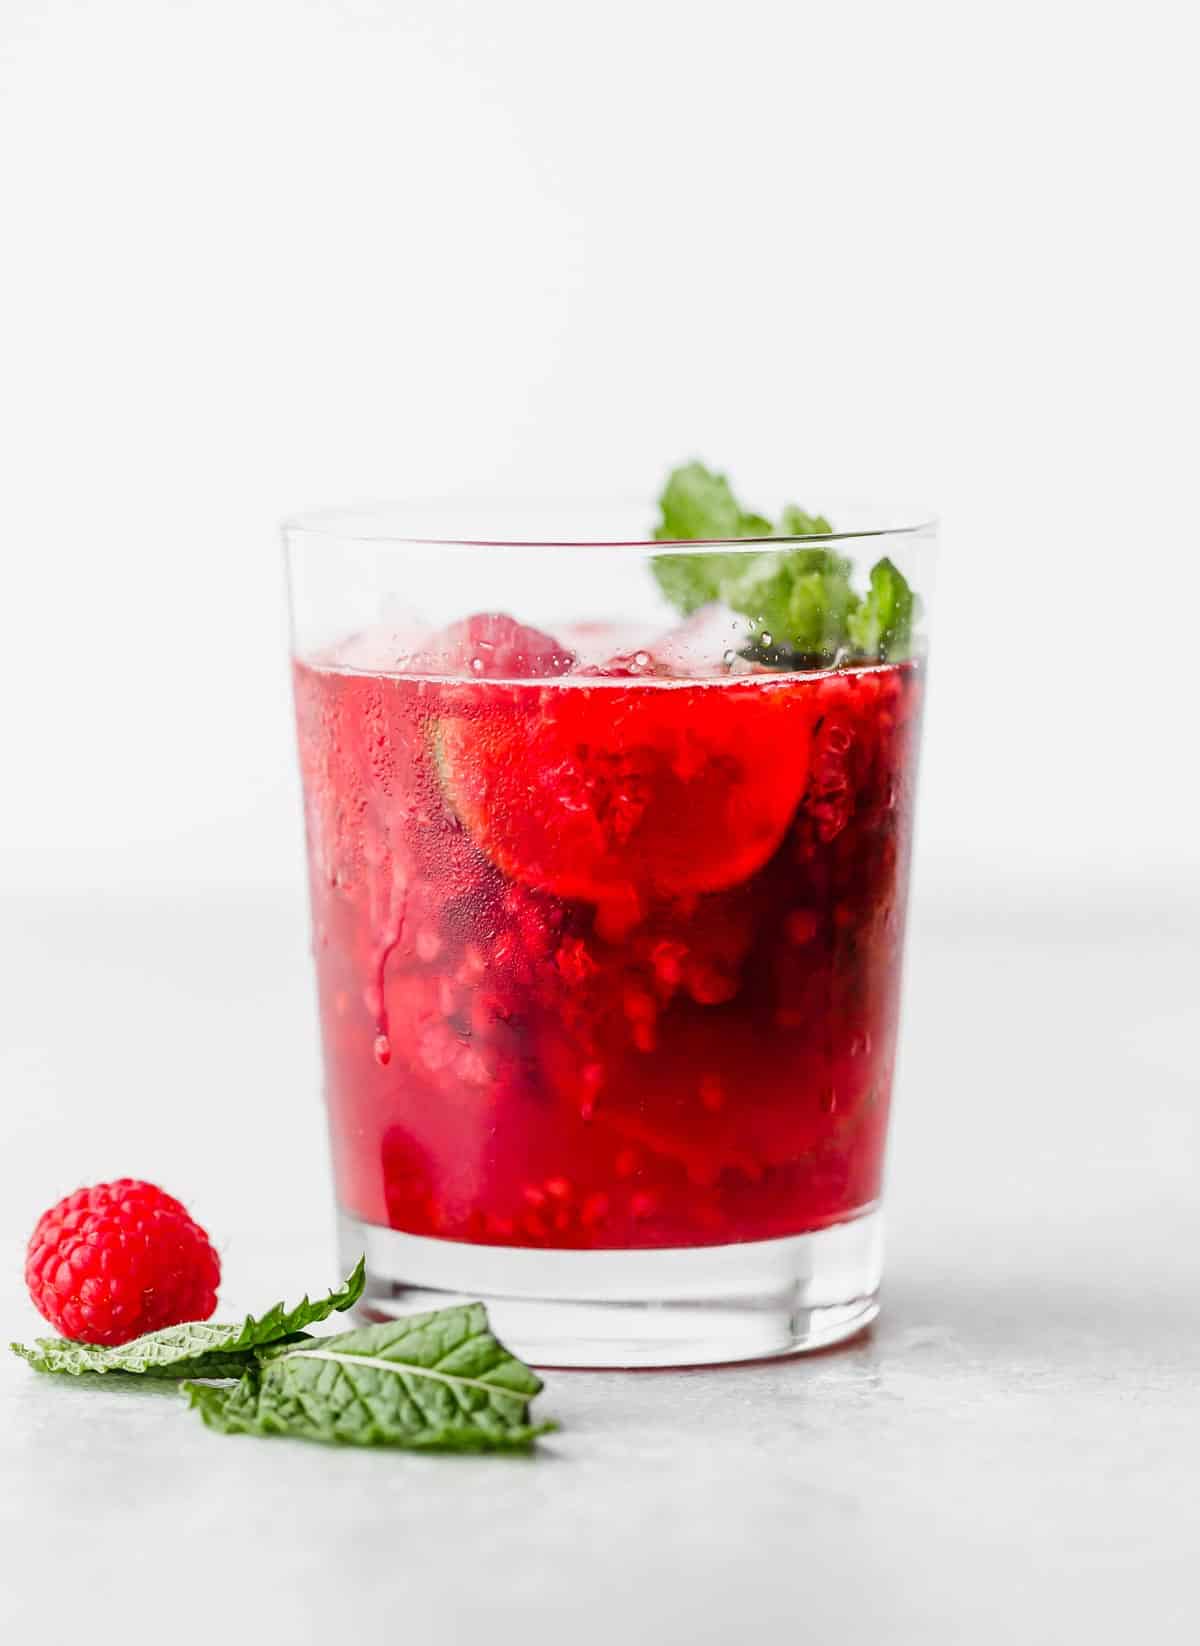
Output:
[338, 1207, 883, 1368]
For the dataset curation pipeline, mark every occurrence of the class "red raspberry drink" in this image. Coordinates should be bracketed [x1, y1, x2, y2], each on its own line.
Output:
[286, 495, 934, 1364]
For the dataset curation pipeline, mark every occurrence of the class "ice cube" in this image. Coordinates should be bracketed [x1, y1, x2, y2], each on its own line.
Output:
[556, 619, 660, 673]
[646, 602, 751, 678]
[328, 622, 434, 672]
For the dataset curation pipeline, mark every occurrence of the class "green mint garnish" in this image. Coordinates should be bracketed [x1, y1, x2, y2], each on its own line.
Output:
[650, 460, 916, 666]
[845, 555, 915, 661]
[10, 1258, 366, 1379]
[778, 503, 835, 537]
[185, 1305, 556, 1452]
[652, 460, 771, 545]
[718, 546, 862, 661]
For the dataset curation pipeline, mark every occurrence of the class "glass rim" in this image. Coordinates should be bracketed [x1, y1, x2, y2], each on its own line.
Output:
[282, 498, 939, 551]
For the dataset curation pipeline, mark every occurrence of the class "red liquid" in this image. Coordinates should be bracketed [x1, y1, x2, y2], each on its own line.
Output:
[293, 636, 923, 1250]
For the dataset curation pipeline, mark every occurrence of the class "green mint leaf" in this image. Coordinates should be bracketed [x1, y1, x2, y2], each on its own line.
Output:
[652, 461, 754, 542]
[184, 1303, 557, 1452]
[651, 464, 832, 548]
[650, 462, 775, 613]
[845, 556, 916, 660]
[650, 550, 746, 616]
[651, 463, 852, 658]
[10, 1331, 276, 1382]
[10, 1258, 366, 1379]
[650, 463, 921, 665]
[778, 503, 834, 537]
[719, 547, 860, 661]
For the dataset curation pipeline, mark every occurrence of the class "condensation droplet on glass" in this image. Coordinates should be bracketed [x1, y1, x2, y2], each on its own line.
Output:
[634, 651, 649, 668]
[760, 632, 773, 648]
[470, 656, 484, 674]
[373, 1033, 392, 1066]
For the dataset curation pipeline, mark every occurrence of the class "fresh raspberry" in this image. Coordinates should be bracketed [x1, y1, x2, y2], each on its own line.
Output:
[24, 1179, 221, 1346]
[416, 613, 576, 679]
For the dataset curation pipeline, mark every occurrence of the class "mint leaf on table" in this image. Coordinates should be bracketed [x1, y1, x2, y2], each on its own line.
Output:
[650, 460, 917, 666]
[185, 1303, 556, 1452]
[845, 554, 917, 660]
[10, 1258, 366, 1379]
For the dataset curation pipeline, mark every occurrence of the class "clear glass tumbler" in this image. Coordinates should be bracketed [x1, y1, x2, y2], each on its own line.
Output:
[285, 500, 936, 1366]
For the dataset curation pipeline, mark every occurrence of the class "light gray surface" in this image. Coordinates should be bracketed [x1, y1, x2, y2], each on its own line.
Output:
[2, 890, 1197, 1642]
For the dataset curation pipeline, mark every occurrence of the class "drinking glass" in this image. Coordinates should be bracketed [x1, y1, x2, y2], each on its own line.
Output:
[285, 501, 936, 1366]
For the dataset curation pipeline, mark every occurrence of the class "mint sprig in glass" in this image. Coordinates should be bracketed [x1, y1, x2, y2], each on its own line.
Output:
[651, 461, 918, 667]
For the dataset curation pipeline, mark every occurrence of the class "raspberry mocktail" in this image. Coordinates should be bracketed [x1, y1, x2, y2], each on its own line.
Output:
[287, 465, 934, 1361]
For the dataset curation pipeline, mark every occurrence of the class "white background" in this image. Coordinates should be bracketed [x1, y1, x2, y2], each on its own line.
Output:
[2, 0, 1197, 907]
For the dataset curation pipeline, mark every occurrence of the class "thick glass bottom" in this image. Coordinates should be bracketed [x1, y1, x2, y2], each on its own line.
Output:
[339, 1207, 882, 1368]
